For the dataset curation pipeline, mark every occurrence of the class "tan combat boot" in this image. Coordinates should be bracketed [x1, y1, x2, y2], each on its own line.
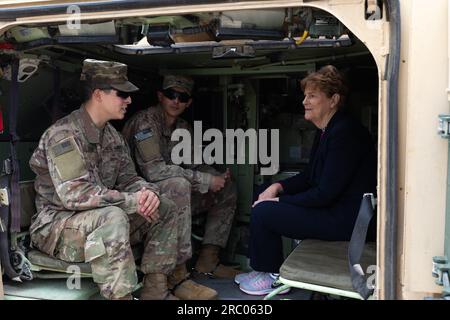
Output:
[168, 264, 218, 300]
[195, 244, 242, 279]
[113, 293, 133, 300]
[140, 273, 179, 300]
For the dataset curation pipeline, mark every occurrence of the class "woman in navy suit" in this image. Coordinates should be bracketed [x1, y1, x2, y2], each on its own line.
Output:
[237, 65, 377, 295]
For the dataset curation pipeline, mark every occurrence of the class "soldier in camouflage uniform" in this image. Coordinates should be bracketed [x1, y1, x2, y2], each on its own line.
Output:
[122, 75, 240, 299]
[29, 59, 186, 300]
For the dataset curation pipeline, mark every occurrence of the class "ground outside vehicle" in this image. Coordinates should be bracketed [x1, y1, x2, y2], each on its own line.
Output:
[0, 0, 448, 301]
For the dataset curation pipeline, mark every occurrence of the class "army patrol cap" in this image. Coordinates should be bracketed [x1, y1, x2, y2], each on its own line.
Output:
[80, 59, 139, 92]
[162, 75, 194, 94]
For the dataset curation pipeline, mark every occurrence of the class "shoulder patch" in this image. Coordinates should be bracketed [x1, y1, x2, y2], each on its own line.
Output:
[51, 139, 74, 157]
[135, 128, 160, 162]
[134, 128, 153, 142]
[50, 136, 87, 182]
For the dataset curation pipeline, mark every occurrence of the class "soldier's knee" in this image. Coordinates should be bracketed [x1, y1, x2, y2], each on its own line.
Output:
[157, 196, 177, 220]
[165, 177, 191, 193]
[90, 207, 130, 249]
[223, 180, 237, 202]
[99, 206, 129, 229]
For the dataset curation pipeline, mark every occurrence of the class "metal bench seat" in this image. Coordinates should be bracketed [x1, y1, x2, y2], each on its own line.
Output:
[266, 240, 375, 299]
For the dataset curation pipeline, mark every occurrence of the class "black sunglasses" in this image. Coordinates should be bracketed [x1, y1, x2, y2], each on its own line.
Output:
[162, 88, 191, 103]
[99, 88, 131, 99]
[114, 90, 131, 99]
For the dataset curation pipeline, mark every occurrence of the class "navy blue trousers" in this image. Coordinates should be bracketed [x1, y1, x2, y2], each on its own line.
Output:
[249, 201, 352, 273]
[249, 184, 356, 273]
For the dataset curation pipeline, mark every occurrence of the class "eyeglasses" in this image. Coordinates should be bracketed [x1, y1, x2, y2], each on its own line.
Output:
[162, 88, 191, 103]
[114, 90, 131, 99]
[99, 88, 131, 99]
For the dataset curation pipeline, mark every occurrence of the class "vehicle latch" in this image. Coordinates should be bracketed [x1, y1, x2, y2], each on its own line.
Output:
[432, 256, 450, 299]
[212, 45, 255, 59]
[438, 115, 450, 139]
[0, 187, 9, 206]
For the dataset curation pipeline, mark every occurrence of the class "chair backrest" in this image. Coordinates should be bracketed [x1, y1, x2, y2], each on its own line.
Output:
[348, 193, 376, 299]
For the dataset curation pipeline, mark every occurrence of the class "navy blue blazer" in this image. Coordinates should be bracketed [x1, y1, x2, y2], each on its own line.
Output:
[278, 110, 376, 219]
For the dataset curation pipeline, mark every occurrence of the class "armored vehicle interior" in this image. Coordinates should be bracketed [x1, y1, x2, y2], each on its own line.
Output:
[0, 6, 379, 300]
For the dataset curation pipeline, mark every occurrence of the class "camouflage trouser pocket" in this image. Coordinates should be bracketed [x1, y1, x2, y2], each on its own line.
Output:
[55, 228, 86, 262]
[85, 232, 108, 283]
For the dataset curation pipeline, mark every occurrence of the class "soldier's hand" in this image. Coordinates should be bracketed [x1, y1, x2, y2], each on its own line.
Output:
[136, 188, 160, 222]
[223, 168, 232, 181]
[209, 175, 226, 193]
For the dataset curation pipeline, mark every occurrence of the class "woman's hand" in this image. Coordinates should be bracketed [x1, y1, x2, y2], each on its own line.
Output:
[257, 183, 283, 201]
[252, 197, 279, 208]
[209, 174, 226, 192]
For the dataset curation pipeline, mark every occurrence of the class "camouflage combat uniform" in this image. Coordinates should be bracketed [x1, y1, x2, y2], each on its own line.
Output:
[122, 105, 237, 265]
[29, 106, 179, 299]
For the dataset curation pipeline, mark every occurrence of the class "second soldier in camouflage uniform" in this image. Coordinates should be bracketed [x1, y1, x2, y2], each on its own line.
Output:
[30, 59, 183, 300]
[122, 75, 240, 300]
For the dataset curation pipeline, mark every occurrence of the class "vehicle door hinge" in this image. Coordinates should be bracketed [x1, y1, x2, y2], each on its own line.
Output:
[432, 256, 450, 299]
[438, 115, 450, 139]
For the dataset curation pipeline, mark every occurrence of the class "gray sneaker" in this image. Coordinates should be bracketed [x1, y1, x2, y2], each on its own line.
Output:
[234, 271, 261, 285]
[239, 272, 291, 296]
